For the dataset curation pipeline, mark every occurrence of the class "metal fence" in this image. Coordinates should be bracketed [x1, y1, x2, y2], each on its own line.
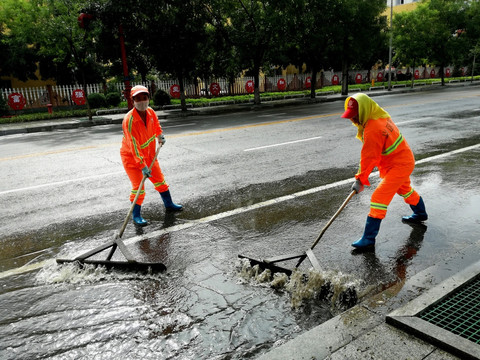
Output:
[1, 66, 446, 110]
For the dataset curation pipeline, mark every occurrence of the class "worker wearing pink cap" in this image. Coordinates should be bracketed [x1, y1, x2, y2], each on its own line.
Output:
[120, 85, 182, 226]
[342, 93, 427, 249]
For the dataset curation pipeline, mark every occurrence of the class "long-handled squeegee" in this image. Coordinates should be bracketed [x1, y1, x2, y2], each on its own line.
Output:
[239, 190, 356, 276]
[57, 144, 166, 273]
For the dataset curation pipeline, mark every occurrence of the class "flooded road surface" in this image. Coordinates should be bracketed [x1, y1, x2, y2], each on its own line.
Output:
[1, 143, 479, 359]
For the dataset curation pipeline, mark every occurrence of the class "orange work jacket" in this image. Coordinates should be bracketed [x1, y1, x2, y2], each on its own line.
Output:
[120, 107, 162, 169]
[356, 117, 415, 186]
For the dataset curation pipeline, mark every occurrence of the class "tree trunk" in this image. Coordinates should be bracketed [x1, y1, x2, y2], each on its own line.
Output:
[178, 73, 187, 112]
[80, 67, 92, 121]
[310, 66, 317, 99]
[253, 67, 261, 105]
[440, 64, 445, 86]
[411, 59, 416, 88]
[341, 60, 349, 96]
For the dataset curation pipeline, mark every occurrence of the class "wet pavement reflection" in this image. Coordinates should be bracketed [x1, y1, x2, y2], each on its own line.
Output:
[0, 146, 479, 359]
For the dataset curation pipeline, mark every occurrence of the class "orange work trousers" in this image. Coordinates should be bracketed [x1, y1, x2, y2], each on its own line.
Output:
[369, 163, 420, 219]
[123, 158, 169, 205]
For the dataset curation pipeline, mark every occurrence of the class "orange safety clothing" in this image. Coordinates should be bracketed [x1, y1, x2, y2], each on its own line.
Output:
[344, 93, 421, 219]
[120, 107, 169, 205]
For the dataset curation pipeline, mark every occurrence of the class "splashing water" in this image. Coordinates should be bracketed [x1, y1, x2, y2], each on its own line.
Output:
[35, 261, 162, 285]
[236, 258, 361, 311]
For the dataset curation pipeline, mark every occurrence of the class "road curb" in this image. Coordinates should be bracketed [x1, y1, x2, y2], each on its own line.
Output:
[1, 81, 479, 137]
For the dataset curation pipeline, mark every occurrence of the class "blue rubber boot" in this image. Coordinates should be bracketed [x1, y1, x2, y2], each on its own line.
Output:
[352, 216, 382, 249]
[402, 197, 428, 224]
[132, 203, 148, 226]
[160, 190, 183, 212]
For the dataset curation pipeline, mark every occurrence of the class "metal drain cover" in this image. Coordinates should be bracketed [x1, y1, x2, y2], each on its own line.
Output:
[387, 261, 480, 360]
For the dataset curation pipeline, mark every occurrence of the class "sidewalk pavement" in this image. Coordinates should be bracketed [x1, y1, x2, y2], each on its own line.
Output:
[2, 81, 478, 137]
[2, 82, 480, 359]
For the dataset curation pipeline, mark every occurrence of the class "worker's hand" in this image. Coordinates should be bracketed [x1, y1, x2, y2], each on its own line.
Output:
[142, 166, 152, 178]
[351, 179, 364, 194]
[158, 134, 166, 145]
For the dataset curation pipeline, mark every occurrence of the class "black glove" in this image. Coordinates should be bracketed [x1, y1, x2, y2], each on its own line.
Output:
[351, 179, 364, 194]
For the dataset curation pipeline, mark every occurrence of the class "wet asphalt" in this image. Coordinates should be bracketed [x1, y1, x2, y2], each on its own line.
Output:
[0, 83, 479, 359]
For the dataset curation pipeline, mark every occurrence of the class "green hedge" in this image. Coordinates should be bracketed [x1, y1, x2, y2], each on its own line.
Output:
[0, 95, 8, 117]
[105, 92, 121, 107]
[87, 93, 107, 108]
[153, 89, 171, 106]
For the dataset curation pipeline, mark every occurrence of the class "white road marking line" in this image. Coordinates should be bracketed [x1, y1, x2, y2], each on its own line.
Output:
[0, 171, 124, 196]
[163, 123, 196, 128]
[396, 117, 435, 126]
[0, 143, 479, 279]
[244, 136, 323, 152]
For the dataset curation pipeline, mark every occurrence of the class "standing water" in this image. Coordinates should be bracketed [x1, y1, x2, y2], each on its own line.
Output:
[0, 212, 361, 359]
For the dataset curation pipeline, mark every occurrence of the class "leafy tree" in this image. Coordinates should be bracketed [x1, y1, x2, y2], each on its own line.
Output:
[144, 0, 209, 110]
[393, 7, 429, 87]
[88, 0, 155, 84]
[211, 0, 290, 105]
[464, 0, 480, 78]
[285, 0, 340, 98]
[204, 2, 245, 95]
[27, 0, 108, 118]
[418, 0, 467, 85]
[0, 0, 41, 81]
[333, 0, 387, 95]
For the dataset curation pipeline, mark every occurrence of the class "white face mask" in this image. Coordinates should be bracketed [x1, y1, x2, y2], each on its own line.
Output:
[134, 100, 149, 112]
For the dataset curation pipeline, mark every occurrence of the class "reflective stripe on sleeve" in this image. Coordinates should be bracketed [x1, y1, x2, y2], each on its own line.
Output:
[382, 133, 404, 155]
[141, 135, 157, 149]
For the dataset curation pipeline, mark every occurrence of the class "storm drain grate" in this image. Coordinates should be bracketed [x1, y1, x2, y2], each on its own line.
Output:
[417, 276, 480, 344]
[387, 263, 480, 359]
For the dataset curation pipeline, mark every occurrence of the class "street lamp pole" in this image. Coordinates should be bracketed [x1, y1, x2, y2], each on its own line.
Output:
[388, 0, 393, 91]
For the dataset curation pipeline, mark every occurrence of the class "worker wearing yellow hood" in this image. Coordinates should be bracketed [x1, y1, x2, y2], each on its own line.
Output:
[342, 93, 427, 249]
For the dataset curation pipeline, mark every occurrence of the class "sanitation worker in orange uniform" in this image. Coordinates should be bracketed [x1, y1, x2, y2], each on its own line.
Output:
[120, 85, 182, 226]
[342, 93, 427, 249]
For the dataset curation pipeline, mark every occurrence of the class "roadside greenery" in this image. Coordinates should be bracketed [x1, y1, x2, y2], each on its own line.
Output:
[2, 76, 478, 124]
[1, 0, 479, 114]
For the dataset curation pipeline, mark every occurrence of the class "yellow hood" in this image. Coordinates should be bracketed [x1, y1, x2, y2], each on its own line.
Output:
[344, 93, 390, 141]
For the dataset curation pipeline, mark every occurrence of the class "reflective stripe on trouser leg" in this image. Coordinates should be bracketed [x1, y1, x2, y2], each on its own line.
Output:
[369, 202, 388, 219]
[397, 182, 420, 206]
[149, 161, 169, 193]
[125, 166, 146, 205]
[369, 165, 413, 219]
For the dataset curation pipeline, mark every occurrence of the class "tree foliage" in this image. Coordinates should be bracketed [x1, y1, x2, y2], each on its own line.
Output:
[393, 0, 477, 84]
[1, 0, 479, 108]
[0, 0, 40, 81]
